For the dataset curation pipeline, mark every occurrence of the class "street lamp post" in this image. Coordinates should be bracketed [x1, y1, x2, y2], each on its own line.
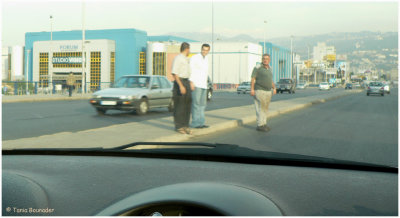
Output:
[211, 0, 214, 83]
[290, 35, 294, 81]
[263, 20, 267, 54]
[81, 1, 86, 94]
[25, 49, 31, 94]
[49, 15, 53, 95]
[50, 15, 53, 41]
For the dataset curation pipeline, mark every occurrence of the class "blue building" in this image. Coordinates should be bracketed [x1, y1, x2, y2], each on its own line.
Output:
[25, 28, 147, 82]
[260, 42, 294, 83]
[25, 29, 199, 84]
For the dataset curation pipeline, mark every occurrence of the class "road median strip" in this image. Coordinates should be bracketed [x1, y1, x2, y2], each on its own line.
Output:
[2, 90, 363, 149]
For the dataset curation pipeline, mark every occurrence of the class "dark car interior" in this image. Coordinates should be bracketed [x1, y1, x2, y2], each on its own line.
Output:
[2, 142, 397, 216]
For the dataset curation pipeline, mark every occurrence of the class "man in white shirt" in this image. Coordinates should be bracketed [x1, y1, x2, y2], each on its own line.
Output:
[189, 44, 210, 128]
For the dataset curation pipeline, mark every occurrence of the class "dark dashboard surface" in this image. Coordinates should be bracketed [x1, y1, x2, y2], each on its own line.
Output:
[2, 154, 398, 216]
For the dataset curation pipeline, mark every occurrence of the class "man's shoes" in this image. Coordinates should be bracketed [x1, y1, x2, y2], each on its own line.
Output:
[194, 125, 209, 129]
[256, 125, 271, 132]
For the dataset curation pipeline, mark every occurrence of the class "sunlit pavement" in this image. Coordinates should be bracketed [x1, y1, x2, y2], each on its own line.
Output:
[2, 88, 351, 141]
[2, 89, 362, 150]
[188, 88, 398, 167]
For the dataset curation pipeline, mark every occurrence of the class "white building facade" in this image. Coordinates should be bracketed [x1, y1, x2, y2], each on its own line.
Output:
[32, 39, 115, 91]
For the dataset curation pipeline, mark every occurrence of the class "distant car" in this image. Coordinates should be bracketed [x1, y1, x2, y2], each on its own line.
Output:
[89, 75, 173, 115]
[297, 83, 306, 90]
[277, 78, 296, 94]
[207, 76, 214, 101]
[237, 82, 251, 94]
[345, 83, 353, 90]
[319, 82, 330, 91]
[367, 82, 384, 96]
[383, 82, 390, 94]
[352, 83, 361, 89]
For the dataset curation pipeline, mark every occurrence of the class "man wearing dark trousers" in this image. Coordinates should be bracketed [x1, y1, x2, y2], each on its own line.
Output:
[66, 72, 75, 97]
[171, 42, 194, 134]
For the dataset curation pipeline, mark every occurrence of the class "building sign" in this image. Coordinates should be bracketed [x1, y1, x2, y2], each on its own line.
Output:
[59, 45, 79, 51]
[52, 57, 83, 64]
[336, 61, 347, 71]
[325, 54, 336, 61]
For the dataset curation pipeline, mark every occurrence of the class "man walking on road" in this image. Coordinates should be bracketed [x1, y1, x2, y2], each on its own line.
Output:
[171, 42, 194, 134]
[66, 72, 75, 97]
[190, 44, 210, 129]
[250, 54, 276, 132]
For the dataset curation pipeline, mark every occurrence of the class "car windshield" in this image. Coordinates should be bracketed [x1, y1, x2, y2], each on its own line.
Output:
[279, 79, 292, 83]
[369, 82, 383, 86]
[1, 1, 398, 170]
[113, 77, 150, 89]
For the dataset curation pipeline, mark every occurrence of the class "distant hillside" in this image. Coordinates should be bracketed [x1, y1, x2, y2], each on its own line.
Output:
[167, 31, 398, 58]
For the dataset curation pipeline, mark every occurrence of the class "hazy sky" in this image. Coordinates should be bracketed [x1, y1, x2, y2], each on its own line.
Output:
[1, 0, 398, 47]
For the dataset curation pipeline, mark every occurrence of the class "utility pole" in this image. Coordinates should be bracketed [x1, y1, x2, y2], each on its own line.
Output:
[50, 15, 53, 40]
[263, 20, 267, 54]
[211, 0, 214, 83]
[25, 50, 30, 94]
[50, 15, 53, 95]
[81, 1, 86, 94]
[290, 35, 293, 81]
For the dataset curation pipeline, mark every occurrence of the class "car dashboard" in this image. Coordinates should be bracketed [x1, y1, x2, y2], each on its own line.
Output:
[2, 153, 398, 216]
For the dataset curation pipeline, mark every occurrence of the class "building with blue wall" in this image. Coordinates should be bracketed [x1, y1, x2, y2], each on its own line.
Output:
[260, 42, 293, 83]
[148, 35, 197, 43]
[25, 28, 147, 82]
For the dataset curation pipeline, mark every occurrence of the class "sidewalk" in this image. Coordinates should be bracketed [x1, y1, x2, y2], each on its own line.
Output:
[2, 93, 93, 103]
[2, 89, 362, 150]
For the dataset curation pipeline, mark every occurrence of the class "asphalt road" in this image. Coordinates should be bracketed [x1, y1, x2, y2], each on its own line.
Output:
[189, 89, 398, 167]
[3, 88, 345, 140]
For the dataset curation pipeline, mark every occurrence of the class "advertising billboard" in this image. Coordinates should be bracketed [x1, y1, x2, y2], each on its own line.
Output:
[336, 61, 347, 71]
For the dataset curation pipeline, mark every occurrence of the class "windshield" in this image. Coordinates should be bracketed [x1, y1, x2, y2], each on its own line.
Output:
[279, 79, 292, 83]
[369, 82, 383, 86]
[113, 76, 150, 89]
[2, 1, 398, 169]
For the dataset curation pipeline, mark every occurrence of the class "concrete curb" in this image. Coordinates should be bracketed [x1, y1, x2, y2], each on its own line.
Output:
[2, 90, 363, 149]
[143, 90, 363, 144]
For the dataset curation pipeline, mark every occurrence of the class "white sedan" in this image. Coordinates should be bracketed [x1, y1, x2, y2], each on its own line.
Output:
[319, 82, 330, 91]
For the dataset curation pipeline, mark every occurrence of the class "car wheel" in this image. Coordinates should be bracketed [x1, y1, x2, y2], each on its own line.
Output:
[96, 108, 106, 115]
[137, 98, 149, 115]
[168, 99, 174, 112]
[381, 93, 384, 96]
[288, 90, 291, 94]
[207, 89, 212, 101]
[367, 93, 370, 96]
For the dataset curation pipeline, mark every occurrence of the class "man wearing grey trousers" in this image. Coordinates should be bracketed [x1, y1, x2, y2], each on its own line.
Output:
[250, 53, 276, 132]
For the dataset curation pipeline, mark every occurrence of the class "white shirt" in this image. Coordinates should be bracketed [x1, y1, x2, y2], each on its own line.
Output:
[171, 54, 191, 79]
[189, 53, 209, 89]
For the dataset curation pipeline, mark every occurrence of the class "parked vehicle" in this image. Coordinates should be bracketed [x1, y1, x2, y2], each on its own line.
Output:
[345, 83, 353, 90]
[367, 82, 385, 96]
[89, 75, 173, 115]
[237, 82, 251, 94]
[319, 82, 330, 91]
[277, 78, 296, 94]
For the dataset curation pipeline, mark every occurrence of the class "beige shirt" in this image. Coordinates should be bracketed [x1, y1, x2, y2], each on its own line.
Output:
[171, 54, 191, 79]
